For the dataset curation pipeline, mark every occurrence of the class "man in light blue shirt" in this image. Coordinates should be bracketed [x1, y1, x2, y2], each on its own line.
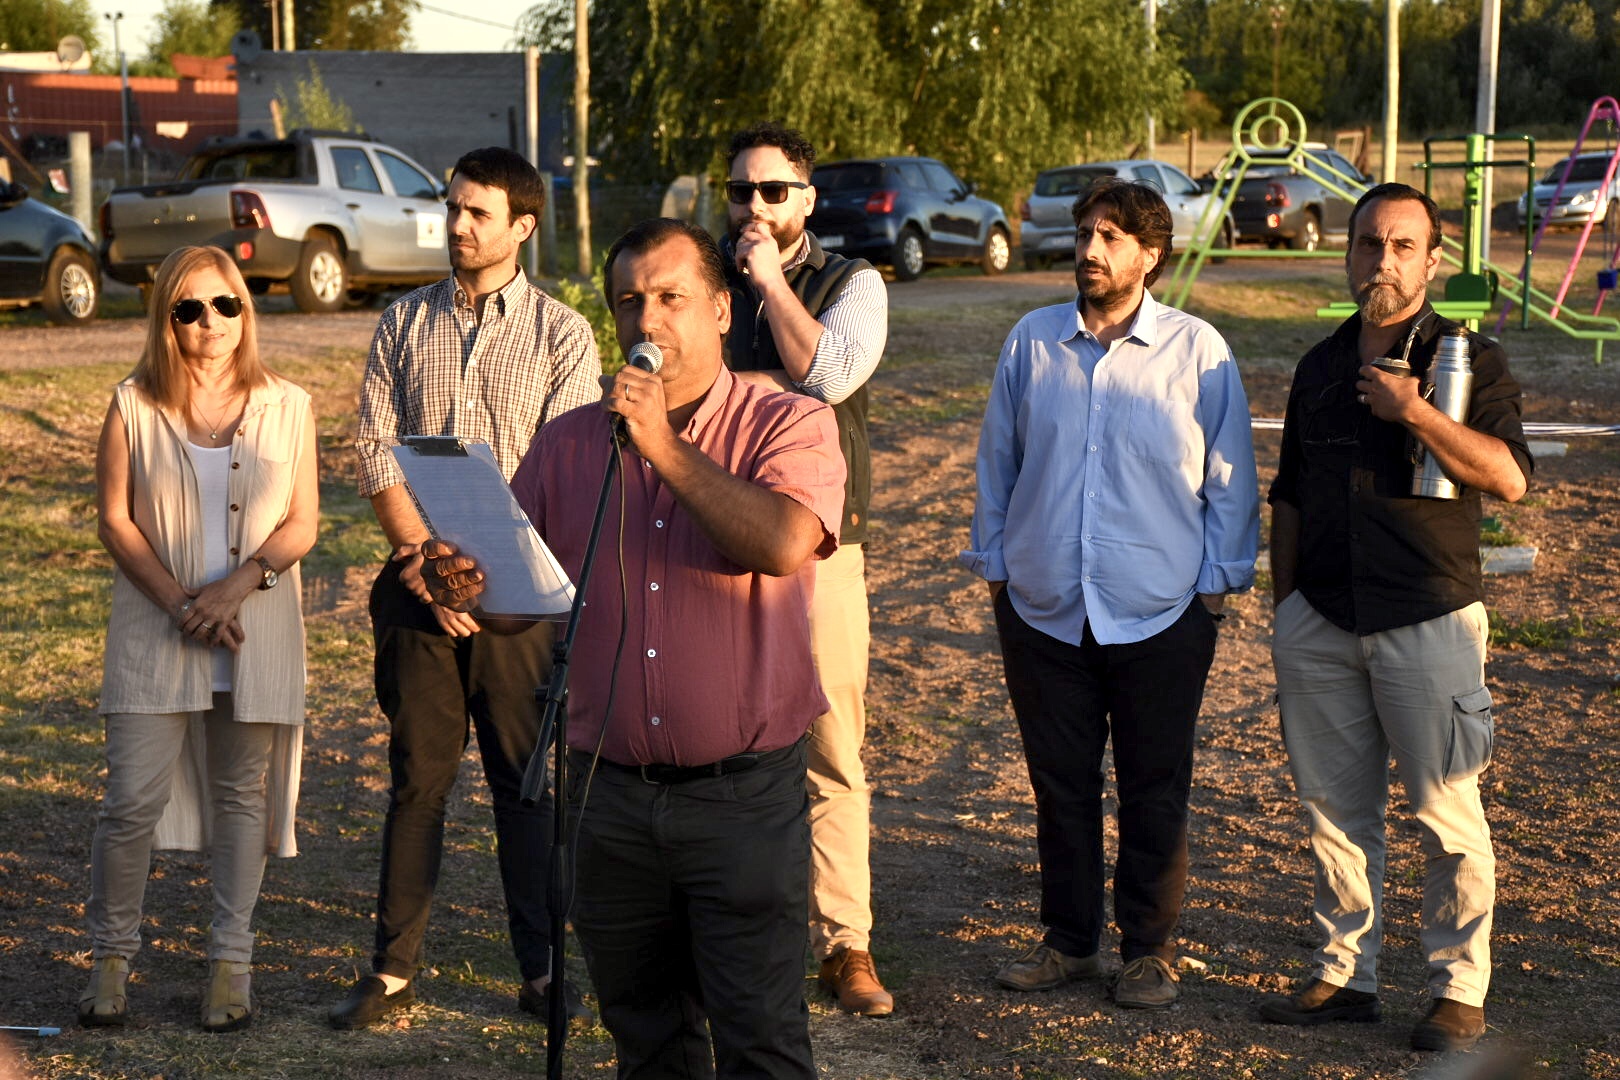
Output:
[962, 178, 1258, 1009]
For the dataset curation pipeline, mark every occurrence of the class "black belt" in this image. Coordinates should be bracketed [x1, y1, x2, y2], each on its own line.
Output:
[570, 739, 799, 785]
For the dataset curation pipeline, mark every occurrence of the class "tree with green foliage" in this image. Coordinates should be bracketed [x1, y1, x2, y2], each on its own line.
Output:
[275, 62, 361, 133]
[214, 0, 418, 52]
[132, 0, 240, 78]
[0, 0, 100, 58]
[521, 0, 1184, 217]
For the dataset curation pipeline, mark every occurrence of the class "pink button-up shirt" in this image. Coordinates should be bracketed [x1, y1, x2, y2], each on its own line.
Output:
[510, 366, 845, 766]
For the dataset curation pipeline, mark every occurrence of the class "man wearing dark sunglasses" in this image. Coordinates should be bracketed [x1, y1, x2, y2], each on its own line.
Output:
[720, 121, 893, 1018]
[339, 146, 602, 1031]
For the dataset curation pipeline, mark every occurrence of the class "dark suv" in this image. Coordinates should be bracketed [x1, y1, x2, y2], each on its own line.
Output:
[806, 156, 1011, 281]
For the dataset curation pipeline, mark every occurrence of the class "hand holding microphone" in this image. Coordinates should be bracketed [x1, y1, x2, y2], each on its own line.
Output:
[606, 341, 665, 446]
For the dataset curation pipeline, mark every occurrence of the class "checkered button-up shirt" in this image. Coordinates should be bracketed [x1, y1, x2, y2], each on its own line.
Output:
[357, 270, 602, 497]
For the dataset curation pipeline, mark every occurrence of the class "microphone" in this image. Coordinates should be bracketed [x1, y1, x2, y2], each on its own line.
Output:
[627, 340, 664, 374]
[614, 341, 664, 444]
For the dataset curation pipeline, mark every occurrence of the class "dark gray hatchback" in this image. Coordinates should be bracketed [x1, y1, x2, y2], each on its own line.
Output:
[806, 156, 1011, 281]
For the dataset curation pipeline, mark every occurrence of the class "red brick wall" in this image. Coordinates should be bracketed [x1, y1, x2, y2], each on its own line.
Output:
[1, 72, 238, 156]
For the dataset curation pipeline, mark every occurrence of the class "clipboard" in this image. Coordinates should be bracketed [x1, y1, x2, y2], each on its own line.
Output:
[391, 437, 574, 620]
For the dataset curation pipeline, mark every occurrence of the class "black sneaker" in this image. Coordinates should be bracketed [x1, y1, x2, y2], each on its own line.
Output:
[1258, 978, 1380, 1025]
[1411, 998, 1485, 1052]
[518, 979, 594, 1028]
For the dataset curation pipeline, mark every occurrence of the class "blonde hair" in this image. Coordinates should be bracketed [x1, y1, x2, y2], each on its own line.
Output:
[133, 246, 266, 410]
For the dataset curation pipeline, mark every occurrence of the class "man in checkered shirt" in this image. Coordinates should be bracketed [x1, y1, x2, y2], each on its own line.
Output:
[331, 146, 601, 1031]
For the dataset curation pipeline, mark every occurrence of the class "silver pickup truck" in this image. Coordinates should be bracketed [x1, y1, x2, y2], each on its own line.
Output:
[100, 129, 450, 313]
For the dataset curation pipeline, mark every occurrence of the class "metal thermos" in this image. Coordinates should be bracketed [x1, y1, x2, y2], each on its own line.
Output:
[1412, 328, 1474, 499]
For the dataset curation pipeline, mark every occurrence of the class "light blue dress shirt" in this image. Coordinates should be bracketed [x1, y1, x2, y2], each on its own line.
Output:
[961, 291, 1259, 647]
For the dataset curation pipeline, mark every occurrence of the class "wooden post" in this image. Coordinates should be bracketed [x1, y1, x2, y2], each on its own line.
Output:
[573, 0, 592, 278]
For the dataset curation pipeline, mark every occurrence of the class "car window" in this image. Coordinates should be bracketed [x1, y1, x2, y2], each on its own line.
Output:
[377, 152, 438, 199]
[1034, 167, 1117, 197]
[812, 163, 886, 190]
[1545, 157, 1613, 183]
[1130, 164, 1165, 192]
[921, 162, 962, 193]
[1163, 163, 1202, 196]
[186, 147, 299, 182]
[894, 162, 927, 189]
[332, 148, 383, 193]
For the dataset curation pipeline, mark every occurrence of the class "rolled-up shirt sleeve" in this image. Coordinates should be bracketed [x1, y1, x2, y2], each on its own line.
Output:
[356, 307, 406, 498]
[1195, 346, 1260, 595]
[794, 267, 887, 406]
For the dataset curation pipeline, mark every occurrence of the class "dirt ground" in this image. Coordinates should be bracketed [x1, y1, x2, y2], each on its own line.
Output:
[3, 265, 1619, 1079]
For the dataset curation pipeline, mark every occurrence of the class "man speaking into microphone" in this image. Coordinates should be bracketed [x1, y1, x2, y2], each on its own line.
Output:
[425, 218, 844, 1078]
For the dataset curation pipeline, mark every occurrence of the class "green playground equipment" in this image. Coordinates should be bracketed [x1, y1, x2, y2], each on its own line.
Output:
[1164, 97, 1620, 361]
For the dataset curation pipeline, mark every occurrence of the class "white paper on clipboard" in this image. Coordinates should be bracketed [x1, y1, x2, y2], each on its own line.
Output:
[391, 437, 574, 620]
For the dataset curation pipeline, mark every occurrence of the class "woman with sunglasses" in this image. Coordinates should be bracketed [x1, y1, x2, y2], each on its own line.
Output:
[82, 245, 318, 1032]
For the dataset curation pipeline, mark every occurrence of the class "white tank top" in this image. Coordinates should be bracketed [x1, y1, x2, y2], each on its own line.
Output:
[186, 442, 234, 692]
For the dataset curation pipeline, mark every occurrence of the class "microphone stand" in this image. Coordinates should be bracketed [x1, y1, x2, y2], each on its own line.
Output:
[519, 428, 622, 1080]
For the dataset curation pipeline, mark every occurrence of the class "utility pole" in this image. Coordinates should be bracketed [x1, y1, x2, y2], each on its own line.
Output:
[104, 12, 130, 178]
[1270, 4, 1284, 101]
[572, 0, 591, 278]
[1144, 0, 1156, 159]
[282, 0, 296, 50]
[1476, 0, 1502, 262]
[1382, 0, 1399, 182]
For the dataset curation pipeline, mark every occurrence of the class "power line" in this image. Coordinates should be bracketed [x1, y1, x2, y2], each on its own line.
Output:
[413, 2, 523, 32]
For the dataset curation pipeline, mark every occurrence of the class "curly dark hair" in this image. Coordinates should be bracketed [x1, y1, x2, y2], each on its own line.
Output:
[1071, 177, 1175, 289]
[726, 121, 816, 180]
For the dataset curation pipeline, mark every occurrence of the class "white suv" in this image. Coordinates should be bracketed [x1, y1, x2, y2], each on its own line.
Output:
[1518, 152, 1620, 227]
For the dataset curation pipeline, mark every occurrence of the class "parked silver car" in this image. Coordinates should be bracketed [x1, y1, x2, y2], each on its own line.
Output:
[1517, 152, 1620, 228]
[1020, 159, 1235, 270]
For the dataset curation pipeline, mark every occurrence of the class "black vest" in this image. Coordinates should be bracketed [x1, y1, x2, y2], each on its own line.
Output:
[723, 233, 873, 545]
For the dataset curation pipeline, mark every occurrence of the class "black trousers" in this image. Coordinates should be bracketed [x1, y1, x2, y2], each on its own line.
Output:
[994, 591, 1218, 963]
[368, 560, 555, 982]
[568, 740, 815, 1080]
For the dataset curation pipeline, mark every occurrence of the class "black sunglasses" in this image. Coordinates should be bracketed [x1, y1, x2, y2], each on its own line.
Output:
[725, 180, 809, 205]
[172, 294, 244, 324]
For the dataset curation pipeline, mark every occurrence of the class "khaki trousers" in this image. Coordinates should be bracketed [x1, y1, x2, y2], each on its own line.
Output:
[88, 695, 274, 963]
[806, 542, 873, 959]
[1272, 595, 1495, 1006]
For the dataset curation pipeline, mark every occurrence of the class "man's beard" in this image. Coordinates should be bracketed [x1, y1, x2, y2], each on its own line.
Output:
[1075, 261, 1142, 313]
[730, 215, 805, 253]
[1353, 272, 1423, 323]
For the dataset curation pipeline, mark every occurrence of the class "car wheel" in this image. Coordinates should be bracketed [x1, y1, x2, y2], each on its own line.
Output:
[41, 248, 99, 326]
[1209, 221, 1234, 265]
[892, 227, 926, 282]
[290, 233, 347, 313]
[981, 226, 1010, 276]
[1023, 253, 1052, 272]
[1288, 210, 1322, 252]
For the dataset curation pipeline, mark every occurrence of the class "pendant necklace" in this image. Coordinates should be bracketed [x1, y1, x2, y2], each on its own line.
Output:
[193, 395, 235, 442]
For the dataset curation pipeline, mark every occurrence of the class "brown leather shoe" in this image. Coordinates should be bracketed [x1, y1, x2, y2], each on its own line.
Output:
[1108, 955, 1180, 1009]
[995, 943, 1103, 992]
[1411, 998, 1486, 1052]
[1258, 977, 1380, 1025]
[819, 948, 894, 1017]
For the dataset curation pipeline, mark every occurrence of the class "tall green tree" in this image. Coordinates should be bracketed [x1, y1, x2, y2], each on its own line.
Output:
[521, 0, 1184, 215]
[135, 0, 240, 77]
[212, 0, 418, 52]
[0, 0, 100, 58]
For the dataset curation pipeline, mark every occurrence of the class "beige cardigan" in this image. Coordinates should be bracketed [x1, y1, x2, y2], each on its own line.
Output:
[99, 375, 312, 856]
